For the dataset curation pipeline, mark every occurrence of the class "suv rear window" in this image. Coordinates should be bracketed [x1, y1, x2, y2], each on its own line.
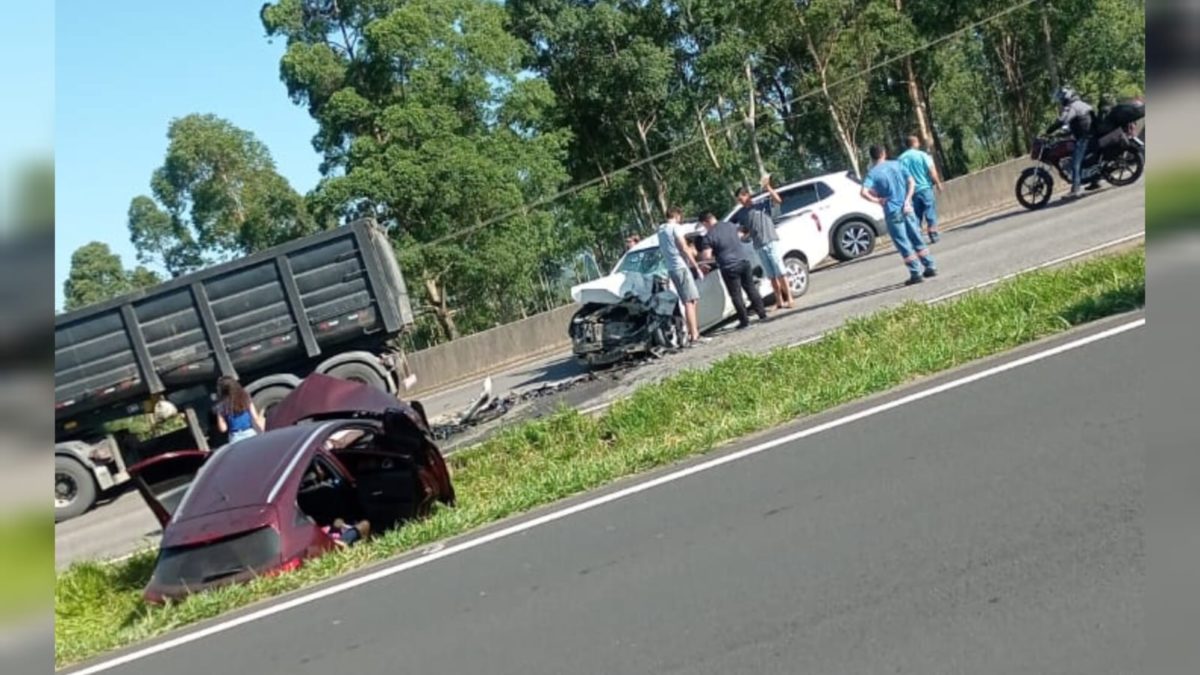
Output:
[151, 527, 280, 586]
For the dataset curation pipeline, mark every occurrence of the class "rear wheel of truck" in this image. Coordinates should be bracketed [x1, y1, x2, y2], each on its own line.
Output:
[324, 359, 391, 392]
[246, 374, 302, 417]
[55, 455, 96, 522]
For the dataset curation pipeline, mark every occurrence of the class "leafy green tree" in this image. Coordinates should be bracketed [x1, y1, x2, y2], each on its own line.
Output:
[128, 113, 317, 276]
[262, 0, 571, 340]
[62, 242, 162, 311]
[1060, 0, 1145, 100]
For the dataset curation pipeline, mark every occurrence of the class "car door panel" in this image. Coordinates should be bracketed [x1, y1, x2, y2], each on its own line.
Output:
[128, 450, 210, 527]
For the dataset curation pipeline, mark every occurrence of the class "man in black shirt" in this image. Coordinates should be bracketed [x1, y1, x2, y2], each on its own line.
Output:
[697, 212, 767, 329]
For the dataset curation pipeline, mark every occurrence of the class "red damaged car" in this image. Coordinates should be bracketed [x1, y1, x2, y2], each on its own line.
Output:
[129, 374, 455, 603]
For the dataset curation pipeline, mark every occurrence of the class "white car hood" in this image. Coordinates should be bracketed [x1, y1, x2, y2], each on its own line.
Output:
[571, 272, 655, 306]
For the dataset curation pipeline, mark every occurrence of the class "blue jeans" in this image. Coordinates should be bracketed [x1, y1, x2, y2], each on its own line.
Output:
[229, 428, 257, 444]
[1071, 136, 1089, 193]
[912, 187, 938, 229]
[886, 211, 935, 275]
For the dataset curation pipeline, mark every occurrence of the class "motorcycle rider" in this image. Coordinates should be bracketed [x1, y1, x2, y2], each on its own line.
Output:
[1044, 86, 1097, 198]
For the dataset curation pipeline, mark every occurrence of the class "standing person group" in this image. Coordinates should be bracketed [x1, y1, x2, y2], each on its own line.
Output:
[861, 143, 939, 286]
[213, 376, 266, 444]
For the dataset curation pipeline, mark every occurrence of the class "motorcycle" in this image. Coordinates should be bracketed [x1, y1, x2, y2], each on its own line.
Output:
[1015, 98, 1145, 210]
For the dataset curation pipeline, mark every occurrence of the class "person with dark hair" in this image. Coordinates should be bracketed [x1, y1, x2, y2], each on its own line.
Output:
[213, 376, 266, 444]
[861, 144, 937, 286]
[696, 212, 767, 329]
[657, 206, 707, 345]
[897, 135, 944, 244]
[732, 176, 794, 310]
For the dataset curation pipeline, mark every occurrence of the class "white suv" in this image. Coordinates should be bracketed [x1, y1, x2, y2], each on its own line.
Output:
[724, 171, 885, 261]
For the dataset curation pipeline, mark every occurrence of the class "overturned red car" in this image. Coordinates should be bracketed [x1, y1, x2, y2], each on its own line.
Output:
[129, 374, 455, 603]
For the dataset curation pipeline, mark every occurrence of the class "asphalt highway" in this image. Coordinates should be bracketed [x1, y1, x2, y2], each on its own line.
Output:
[71, 314, 1144, 675]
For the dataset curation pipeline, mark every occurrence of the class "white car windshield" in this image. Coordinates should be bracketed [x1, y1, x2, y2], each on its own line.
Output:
[614, 248, 666, 276]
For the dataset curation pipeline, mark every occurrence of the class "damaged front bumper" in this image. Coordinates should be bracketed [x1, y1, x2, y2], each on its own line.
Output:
[570, 310, 653, 366]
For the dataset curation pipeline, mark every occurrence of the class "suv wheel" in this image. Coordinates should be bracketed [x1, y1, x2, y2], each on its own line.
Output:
[783, 255, 810, 298]
[832, 220, 876, 261]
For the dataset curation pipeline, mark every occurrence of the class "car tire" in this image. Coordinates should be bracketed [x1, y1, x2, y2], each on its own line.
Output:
[832, 220, 876, 261]
[782, 255, 810, 298]
[56, 455, 96, 522]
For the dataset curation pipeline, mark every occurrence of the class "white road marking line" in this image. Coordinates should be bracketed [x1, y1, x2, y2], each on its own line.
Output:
[65, 316, 1145, 675]
[785, 232, 1144, 348]
[923, 232, 1145, 305]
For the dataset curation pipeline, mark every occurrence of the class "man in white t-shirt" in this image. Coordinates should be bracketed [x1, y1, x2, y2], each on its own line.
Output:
[657, 206, 707, 345]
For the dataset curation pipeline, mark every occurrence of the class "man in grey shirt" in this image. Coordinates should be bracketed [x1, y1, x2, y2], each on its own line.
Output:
[657, 206, 706, 344]
[733, 177, 793, 310]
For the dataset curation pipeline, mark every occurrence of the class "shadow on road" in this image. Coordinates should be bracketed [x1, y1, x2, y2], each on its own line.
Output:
[956, 194, 1089, 233]
[786, 280, 909, 316]
[513, 354, 590, 389]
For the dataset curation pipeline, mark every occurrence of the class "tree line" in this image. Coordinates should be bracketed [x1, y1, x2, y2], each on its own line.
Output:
[65, 0, 1144, 350]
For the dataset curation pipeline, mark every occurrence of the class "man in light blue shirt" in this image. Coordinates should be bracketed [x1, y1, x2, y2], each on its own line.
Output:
[861, 144, 937, 286]
[897, 135, 944, 244]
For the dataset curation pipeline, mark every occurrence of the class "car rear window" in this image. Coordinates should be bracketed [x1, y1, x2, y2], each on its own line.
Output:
[151, 527, 281, 587]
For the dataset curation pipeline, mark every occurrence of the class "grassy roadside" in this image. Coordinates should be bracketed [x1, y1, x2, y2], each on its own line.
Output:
[56, 247, 1145, 667]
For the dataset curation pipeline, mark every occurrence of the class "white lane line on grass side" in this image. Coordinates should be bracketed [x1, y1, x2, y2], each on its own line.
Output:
[785, 232, 1144, 349]
[66, 317, 1145, 675]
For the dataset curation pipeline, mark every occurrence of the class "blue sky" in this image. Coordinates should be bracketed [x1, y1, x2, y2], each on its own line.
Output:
[55, 1, 323, 309]
[0, 3, 53, 225]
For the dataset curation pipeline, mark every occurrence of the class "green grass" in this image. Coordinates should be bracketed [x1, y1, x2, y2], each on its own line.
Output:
[1146, 167, 1200, 238]
[0, 511, 52, 623]
[55, 247, 1145, 667]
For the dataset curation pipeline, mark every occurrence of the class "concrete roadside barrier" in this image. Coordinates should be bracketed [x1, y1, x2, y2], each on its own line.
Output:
[406, 304, 579, 397]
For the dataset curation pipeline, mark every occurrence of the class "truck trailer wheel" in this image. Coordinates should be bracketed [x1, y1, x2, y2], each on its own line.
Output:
[246, 374, 302, 417]
[55, 455, 96, 522]
[323, 359, 390, 392]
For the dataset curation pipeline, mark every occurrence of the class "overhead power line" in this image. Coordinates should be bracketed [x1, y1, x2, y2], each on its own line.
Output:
[419, 0, 1039, 249]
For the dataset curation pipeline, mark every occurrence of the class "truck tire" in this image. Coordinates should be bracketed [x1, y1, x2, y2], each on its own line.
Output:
[246, 374, 302, 416]
[56, 455, 96, 522]
[324, 359, 390, 392]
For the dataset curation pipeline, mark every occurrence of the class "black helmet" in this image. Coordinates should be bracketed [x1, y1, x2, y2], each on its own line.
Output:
[1053, 86, 1078, 106]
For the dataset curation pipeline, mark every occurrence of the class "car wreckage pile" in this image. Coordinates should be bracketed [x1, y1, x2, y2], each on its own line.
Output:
[567, 270, 688, 368]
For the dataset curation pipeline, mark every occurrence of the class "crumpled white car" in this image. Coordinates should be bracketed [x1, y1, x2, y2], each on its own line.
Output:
[567, 213, 828, 367]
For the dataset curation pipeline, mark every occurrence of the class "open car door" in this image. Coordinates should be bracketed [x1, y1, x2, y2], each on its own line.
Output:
[268, 373, 456, 523]
[128, 450, 209, 527]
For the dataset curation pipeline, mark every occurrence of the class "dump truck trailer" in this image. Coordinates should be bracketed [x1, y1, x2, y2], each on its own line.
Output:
[54, 218, 416, 522]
